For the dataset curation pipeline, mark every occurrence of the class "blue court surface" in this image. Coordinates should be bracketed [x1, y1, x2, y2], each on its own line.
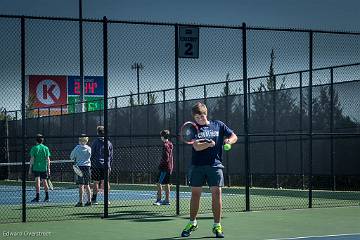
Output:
[0, 185, 212, 205]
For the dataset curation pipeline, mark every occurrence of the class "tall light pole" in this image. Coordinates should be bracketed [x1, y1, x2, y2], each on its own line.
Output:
[131, 62, 144, 104]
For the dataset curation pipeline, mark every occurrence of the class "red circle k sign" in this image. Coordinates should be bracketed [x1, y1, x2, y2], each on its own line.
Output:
[28, 75, 67, 108]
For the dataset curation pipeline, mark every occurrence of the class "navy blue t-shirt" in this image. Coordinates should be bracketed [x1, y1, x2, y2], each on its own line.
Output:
[90, 137, 113, 169]
[191, 120, 234, 166]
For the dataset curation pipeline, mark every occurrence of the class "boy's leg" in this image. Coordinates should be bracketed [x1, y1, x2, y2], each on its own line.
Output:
[82, 166, 91, 205]
[99, 179, 110, 193]
[107, 180, 111, 193]
[188, 166, 204, 220]
[106, 180, 111, 204]
[190, 187, 202, 221]
[82, 167, 92, 206]
[156, 183, 162, 201]
[164, 184, 170, 202]
[85, 185, 91, 203]
[153, 181, 163, 205]
[181, 187, 201, 237]
[43, 178, 49, 192]
[157, 171, 167, 200]
[99, 180, 103, 192]
[79, 185, 84, 203]
[210, 186, 222, 223]
[35, 177, 40, 194]
[207, 166, 225, 238]
[31, 177, 40, 202]
[42, 178, 49, 201]
[75, 185, 84, 207]
[181, 166, 204, 237]
[92, 181, 99, 203]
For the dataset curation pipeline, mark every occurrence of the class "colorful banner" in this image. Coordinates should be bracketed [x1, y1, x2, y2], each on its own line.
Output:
[28, 75, 67, 108]
[67, 76, 104, 113]
[67, 96, 104, 113]
[68, 76, 104, 96]
[28, 75, 104, 116]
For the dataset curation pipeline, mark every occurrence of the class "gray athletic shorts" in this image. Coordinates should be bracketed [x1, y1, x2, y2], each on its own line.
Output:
[188, 164, 224, 187]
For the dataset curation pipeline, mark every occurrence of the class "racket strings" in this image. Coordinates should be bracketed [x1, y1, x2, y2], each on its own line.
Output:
[182, 125, 197, 142]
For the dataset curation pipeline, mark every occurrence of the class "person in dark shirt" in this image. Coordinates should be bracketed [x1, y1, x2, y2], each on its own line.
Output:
[153, 130, 174, 206]
[90, 126, 113, 205]
[181, 102, 237, 238]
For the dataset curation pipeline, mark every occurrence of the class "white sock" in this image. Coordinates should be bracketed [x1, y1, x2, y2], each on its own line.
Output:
[190, 219, 197, 226]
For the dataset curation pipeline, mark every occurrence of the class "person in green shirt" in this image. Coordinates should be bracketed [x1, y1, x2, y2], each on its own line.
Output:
[28, 134, 51, 202]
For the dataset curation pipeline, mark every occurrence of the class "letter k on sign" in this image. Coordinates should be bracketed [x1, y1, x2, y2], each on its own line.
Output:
[36, 79, 60, 105]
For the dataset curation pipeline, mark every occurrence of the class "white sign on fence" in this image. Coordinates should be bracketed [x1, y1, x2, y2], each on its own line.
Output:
[179, 26, 199, 58]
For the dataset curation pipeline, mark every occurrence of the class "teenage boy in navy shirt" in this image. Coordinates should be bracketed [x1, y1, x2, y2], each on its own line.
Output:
[181, 102, 238, 238]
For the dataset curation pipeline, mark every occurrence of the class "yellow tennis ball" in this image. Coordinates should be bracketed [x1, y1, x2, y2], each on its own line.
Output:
[223, 143, 231, 151]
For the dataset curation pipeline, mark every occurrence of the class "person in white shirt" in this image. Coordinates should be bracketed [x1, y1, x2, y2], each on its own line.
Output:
[70, 135, 92, 207]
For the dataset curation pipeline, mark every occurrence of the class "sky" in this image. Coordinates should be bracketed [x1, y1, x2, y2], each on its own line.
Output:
[0, 0, 359, 119]
[0, 0, 360, 31]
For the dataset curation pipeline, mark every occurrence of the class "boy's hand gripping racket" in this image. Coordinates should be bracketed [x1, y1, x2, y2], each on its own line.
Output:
[180, 121, 211, 144]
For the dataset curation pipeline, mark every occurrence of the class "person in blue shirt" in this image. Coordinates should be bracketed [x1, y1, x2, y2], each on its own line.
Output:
[181, 102, 238, 238]
[90, 126, 113, 205]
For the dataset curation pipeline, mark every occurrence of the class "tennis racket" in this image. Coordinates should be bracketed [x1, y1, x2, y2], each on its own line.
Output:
[47, 176, 54, 190]
[180, 121, 211, 144]
[73, 165, 83, 177]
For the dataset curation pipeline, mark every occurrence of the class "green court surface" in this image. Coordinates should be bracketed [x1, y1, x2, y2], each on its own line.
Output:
[1, 181, 359, 224]
[0, 207, 359, 240]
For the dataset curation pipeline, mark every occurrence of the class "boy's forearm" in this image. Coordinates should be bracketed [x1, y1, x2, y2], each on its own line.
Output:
[47, 158, 51, 171]
[28, 157, 34, 172]
[193, 141, 212, 151]
[226, 133, 238, 144]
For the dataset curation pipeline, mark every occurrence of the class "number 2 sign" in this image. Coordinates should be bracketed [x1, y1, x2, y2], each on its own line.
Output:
[179, 26, 199, 59]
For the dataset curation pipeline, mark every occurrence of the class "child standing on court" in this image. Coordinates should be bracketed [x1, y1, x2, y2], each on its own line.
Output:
[70, 135, 92, 207]
[91, 126, 113, 205]
[28, 134, 51, 203]
[153, 130, 174, 206]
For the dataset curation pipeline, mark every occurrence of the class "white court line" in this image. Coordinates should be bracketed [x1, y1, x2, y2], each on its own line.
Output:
[266, 233, 360, 240]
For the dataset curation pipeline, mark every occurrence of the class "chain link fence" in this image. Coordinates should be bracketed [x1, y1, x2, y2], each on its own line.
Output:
[0, 15, 360, 223]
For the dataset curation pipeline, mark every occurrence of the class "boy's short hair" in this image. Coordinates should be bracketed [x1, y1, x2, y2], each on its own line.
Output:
[191, 102, 208, 116]
[97, 126, 104, 136]
[79, 134, 88, 144]
[160, 130, 170, 139]
[36, 134, 44, 144]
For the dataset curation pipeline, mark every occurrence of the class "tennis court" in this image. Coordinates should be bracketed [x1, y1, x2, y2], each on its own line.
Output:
[0, 12, 360, 240]
[0, 206, 359, 240]
[1, 179, 359, 224]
